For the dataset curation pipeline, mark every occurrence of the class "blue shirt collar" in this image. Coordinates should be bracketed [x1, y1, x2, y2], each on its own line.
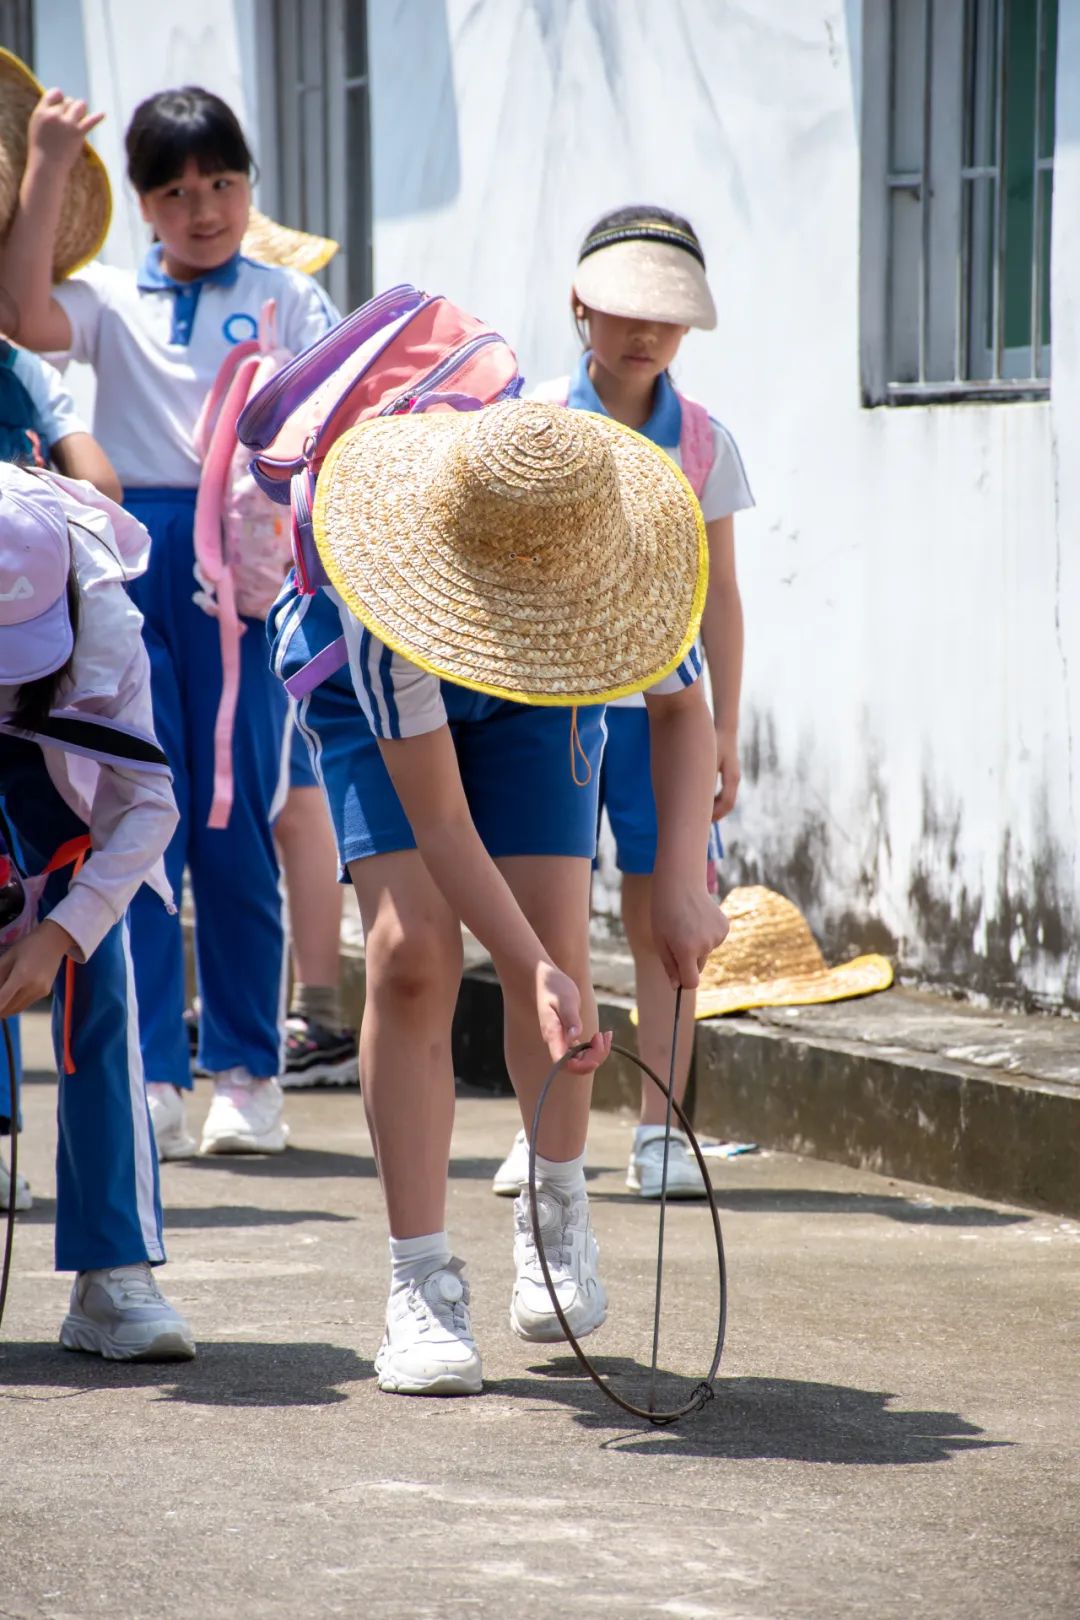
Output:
[136, 243, 243, 293]
[566, 352, 682, 448]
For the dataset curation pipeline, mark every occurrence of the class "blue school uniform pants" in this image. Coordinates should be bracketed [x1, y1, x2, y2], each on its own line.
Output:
[0, 736, 165, 1272]
[124, 489, 288, 1087]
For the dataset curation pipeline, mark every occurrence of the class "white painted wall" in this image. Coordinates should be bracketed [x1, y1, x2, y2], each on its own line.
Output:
[24, 0, 1080, 1008]
[368, 0, 1079, 1009]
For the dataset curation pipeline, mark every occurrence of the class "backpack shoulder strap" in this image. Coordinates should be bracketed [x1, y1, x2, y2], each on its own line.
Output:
[676, 392, 715, 500]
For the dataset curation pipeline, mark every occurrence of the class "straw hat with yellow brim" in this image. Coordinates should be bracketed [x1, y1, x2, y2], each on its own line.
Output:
[313, 399, 708, 706]
[241, 207, 339, 275]
[574, 213, 717, 332]
[690, 887, 894, 1020]
[0, 49, 111, 282]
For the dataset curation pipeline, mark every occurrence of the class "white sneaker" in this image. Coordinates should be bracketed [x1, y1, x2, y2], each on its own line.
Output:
[60, 1263, 196, 1362]
[0, 1150, 32, 1211]
[375, 1257, 483, 1396]
[491, 1128, 530, 1196]
[510, 1186, 607, 1343]
[627, 1127, 708, 1199]
[146, 1083, 197, 1162]
[199, 1070, 289, 1155]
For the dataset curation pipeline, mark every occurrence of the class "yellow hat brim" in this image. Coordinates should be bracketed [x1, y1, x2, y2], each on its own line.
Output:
[313, 402, 709, 707]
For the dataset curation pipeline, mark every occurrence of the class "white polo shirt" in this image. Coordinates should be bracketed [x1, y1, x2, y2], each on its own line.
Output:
[6, 343, 87, 448]
[54, 248, 339, 490]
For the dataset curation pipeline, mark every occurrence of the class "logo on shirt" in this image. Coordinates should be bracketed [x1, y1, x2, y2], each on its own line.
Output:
[0, 575, 34, 602]
[223, 312, 259, 345]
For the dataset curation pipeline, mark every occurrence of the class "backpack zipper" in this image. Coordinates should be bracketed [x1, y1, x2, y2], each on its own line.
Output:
[238, 284, 424, 446]
[379, 332, 506, 416]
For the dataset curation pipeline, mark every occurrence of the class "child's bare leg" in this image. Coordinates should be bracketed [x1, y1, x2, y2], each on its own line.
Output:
[496, 855, 597, 1160]
[348, 851, 462, 1237]
[621, 872, 697, 1124]
[275, 784, 344, 1019]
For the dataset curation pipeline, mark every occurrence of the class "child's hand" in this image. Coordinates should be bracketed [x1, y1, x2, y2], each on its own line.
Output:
[28, 88, 105, 174]
[0, 920, 73, 1018]
[651, 882, 730, 991]
[535, 962, 612, 1074]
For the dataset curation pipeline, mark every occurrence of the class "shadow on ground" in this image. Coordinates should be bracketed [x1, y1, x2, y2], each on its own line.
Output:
[584, 1186, 1030, 1226]
[493, 1359, 1013, 1464]
[17, 1199, 354, 1229]
[0, 1340, 371, 1407]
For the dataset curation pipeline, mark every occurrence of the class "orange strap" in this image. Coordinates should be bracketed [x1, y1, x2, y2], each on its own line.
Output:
[40, 836, 91, 1076]
[569, 707, 592, 789]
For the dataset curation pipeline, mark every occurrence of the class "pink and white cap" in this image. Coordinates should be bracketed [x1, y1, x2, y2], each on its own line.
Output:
[0, 462, 74, 684]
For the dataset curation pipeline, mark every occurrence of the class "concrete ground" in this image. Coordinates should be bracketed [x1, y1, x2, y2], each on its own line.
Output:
[3, 1011, 1079, 1620]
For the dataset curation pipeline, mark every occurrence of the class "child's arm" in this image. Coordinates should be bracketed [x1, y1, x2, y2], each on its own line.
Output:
[0, 90, 102, 352]
[697, 514, 744, 820]
[0, 629, 177, 1015]
[376, 725, 610, 1073]
[50, 433, 122, 503]
[645, 680, 731, 988]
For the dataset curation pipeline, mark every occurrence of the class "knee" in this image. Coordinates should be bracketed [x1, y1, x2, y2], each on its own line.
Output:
[365, 915, 462, 1008]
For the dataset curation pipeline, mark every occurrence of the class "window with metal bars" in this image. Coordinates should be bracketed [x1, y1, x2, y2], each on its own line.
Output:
[0, 0, 33, 63]
[860, 0, 1058, 404]
[258, 0, 372, 314]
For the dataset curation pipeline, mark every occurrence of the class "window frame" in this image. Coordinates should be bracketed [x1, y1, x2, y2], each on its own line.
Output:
[860, 0, 1057, 407]
[0, 0, 34, 63]
[256, 0, 373, 314]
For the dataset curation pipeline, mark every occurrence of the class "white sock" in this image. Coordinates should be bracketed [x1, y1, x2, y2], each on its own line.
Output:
[388, 1230, 451, 1294]
[533, 1148, 587, 1198]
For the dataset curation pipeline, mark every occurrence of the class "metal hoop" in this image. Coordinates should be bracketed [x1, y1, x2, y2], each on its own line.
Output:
[0, 1016, 19, 1331]
[527, 1042, 727, 1426]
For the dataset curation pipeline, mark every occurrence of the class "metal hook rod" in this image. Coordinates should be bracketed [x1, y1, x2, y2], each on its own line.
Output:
[647, 984, 682, 1413]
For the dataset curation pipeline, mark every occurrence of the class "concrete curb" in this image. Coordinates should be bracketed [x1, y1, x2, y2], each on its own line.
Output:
[338, 950, 1079, 1218]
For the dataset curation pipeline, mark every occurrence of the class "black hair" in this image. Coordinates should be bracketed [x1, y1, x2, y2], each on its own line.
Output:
[578, 204, 703, 263]
[9, 548, 80, 734]
[573, 205, 704, 344]
[125, 86, 255, 195]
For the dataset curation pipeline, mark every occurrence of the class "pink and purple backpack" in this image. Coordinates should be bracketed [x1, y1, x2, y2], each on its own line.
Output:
[196, 284, 522, 823]
[237, 283, 521, 595]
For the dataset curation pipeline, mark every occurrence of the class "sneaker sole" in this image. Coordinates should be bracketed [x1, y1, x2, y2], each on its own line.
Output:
[375, 1349, 482, 1396]
[509, 1294, 608, 1344]
[199, 1124, 290, 1155]
[491, 1176, 526, 1198]
[626, 1173, 708, 1200]
[280, 1058, 359, 1090]
[156, 1134, 198, 1163]
[60, 1314, 196, 1363]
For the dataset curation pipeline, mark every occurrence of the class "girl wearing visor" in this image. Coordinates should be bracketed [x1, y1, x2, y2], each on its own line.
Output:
[493, 207, 754, 1203]
[271, 399, 727, 1396]
[0, 463, 194, 1362]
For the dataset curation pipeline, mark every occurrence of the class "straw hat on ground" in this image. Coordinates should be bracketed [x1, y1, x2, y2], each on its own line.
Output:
[693, 886, 894, 1018]
[241, 207, 338, 275]
[0, 49, 111, 281]
[574, 210, 717, 331]
[313, 399, 708, 705]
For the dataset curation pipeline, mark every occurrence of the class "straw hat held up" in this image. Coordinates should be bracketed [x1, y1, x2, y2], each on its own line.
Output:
[0, 49, 112, 282]
[313, 399, 709, 706]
